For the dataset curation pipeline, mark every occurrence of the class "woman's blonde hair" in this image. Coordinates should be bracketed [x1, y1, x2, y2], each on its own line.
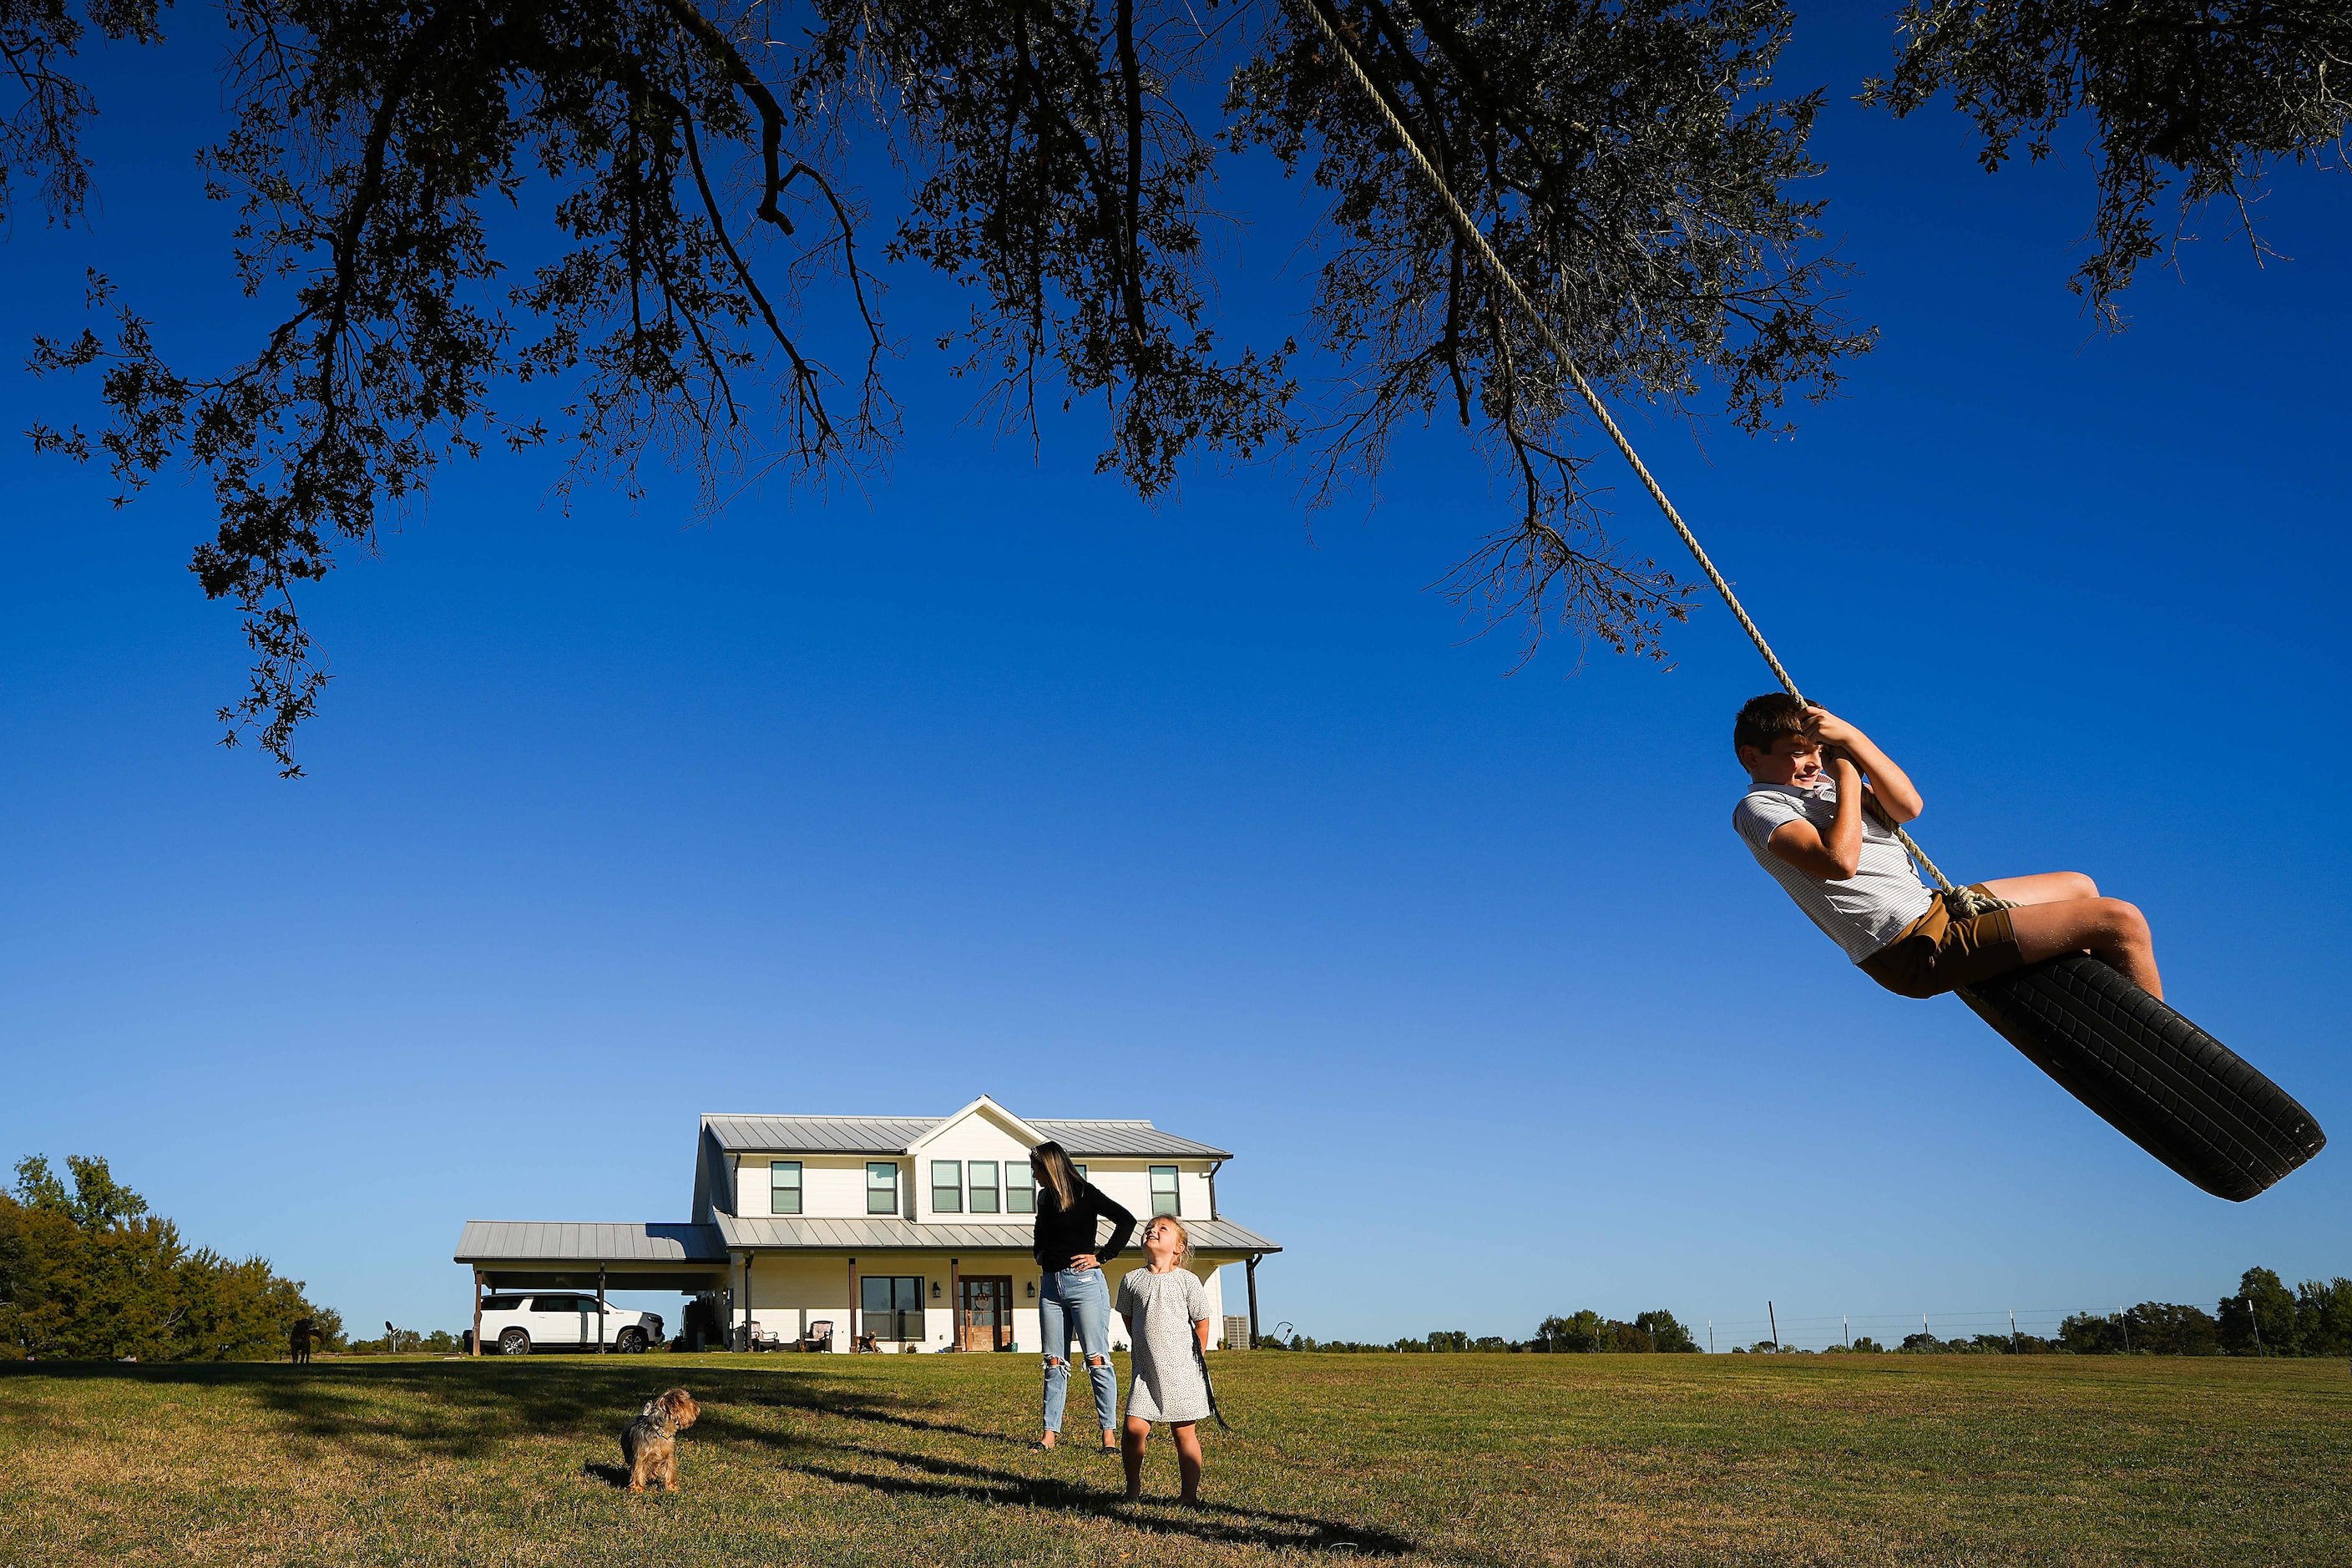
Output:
[1140, 1213, 1193, 1267]
[1030, 1141, 1083, 1211]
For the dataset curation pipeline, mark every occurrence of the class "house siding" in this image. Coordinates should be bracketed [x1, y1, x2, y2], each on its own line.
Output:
[738, 1249, 1227, 1354]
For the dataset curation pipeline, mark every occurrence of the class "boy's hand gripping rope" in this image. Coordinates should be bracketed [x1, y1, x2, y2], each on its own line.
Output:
[1290, 0, 1992, 911]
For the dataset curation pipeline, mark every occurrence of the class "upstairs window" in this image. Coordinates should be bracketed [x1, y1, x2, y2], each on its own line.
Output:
[969, 1161, 1000, 1213]
[1006, 1161, 1036, 1214]
[1150, 1166, 1181, 1217]
[931, 1160, 963, 1214]
[771, 1161, 803, 1216]
[867, 1162, 899, 1216]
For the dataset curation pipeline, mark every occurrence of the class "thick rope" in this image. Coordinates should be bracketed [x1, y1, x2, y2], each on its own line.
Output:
[1293, 0, 1980, 903]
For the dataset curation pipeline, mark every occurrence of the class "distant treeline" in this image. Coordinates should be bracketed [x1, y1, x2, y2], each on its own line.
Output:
[1, 1155, 340, 1361]
[1259, 1309, 1702, 1354]
[1798, 1268, 2352, 1358]
[1257, 1268, 2352, 1358]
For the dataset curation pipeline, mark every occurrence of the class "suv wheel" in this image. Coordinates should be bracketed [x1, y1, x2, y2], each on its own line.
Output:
[498, 1328, 531, 1355]
[617, 1327, 648, 1354]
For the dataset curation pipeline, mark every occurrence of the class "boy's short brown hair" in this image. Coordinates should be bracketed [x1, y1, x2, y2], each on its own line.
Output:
[1732, 693, 1809, 759]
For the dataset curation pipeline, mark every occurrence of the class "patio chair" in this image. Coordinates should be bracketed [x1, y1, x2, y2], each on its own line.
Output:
[798, 1321, 833, 1353]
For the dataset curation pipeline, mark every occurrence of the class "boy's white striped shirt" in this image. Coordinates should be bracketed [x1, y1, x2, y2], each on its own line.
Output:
[1732, 781, 1935, 963]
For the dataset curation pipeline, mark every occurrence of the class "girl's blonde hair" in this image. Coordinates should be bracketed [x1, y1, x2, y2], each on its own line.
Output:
[1140, 1213, 1193, 1267]
[1030, 1141, 1083, 1211]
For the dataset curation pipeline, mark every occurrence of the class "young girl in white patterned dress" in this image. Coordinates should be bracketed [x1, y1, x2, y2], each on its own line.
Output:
[1115, 1215, 1214, 1503]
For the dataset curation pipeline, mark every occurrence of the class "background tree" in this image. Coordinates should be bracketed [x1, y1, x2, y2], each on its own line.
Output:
[1864, 0, 2349, 329]
[8, 0, 1859, 770]
[0, 1155, 340, 1360]
[1633, 1308, 1699, 1352]
[2217, 1265, 2299, 1356]
[2291, 1278, 2352, 1357]
[5, 1, 2341, 770]
[1538, 1308, 1608, 1353]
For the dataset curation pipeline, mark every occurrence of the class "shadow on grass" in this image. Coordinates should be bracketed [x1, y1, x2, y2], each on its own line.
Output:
[2, 1358, 1413, 1554]
[796, 1443, 1411, 1555]
[0, 1358, 908, 1464]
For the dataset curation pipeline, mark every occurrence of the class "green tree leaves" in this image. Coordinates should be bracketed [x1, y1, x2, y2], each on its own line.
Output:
[0, 1155, 338, 1361]
[1863, 1, 2351, 327]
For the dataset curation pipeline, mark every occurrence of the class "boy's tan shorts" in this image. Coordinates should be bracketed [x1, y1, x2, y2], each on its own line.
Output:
[1857, 886, 2024, 999]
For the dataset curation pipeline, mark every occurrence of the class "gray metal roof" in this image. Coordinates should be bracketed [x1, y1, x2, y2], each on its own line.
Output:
[702, 1115, 935, 1154]
[1030, 1120, 1230, 1158]
[701, 1112, 1229, 1160]
[713, 1213, 1280, 1256]
[455, 1221, 728, 1265]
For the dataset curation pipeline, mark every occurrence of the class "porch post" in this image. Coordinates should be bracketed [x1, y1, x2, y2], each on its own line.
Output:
[1246, 1253, 1262, 1348]
[949, 1257, 961, 1352]
[597, 1266, 608, 1353]
[847, 1257, 858, 1353]
[472, 1270, 483, 1358]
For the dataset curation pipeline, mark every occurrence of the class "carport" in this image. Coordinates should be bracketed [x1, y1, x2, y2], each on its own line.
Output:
[453, 1222, 730, 1354]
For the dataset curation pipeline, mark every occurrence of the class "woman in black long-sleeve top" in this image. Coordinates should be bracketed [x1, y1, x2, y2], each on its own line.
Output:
[1029, 1141, 1136, 1451]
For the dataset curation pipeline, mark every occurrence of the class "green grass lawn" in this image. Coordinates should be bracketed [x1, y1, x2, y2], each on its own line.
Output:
[3, 1351, 2346, 1566]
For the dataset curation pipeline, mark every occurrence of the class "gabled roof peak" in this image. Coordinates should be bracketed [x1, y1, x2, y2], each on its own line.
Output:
[699, 1109, 1229, 1160]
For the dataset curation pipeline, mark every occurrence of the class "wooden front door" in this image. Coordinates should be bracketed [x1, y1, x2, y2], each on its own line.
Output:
[959, 1276, 1013, 1351]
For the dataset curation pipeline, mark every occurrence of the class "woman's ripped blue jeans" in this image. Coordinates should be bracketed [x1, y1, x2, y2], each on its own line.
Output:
[1039, 1266, 1117, 1434]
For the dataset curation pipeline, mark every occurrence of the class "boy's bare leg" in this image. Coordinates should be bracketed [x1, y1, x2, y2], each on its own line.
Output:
[1122, 1415, 1148, 1500]
[1982, 873, 2162, 999]
[1980, 872, 2099, 908]
[1171, 1421, 1202, 1503]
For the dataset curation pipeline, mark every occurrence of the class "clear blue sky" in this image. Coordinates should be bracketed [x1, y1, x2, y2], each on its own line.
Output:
[3, 10, 2345, 1352]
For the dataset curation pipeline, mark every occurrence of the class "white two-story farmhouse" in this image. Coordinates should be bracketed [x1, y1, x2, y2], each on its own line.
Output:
[453, 1095, 1281, 1353]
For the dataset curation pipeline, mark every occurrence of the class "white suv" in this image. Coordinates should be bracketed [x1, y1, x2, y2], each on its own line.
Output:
[478, 1293, 664, 1354]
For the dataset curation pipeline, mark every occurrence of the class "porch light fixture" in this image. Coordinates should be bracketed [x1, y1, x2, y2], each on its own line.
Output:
[932, 1282, 942, 1298]
[1025, 1281, 1035, 1297]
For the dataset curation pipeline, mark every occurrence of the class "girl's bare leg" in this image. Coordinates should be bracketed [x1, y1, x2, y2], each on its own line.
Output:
[1122, 1415, 1149, 1499]
[1171, 1420, 1202, 1503]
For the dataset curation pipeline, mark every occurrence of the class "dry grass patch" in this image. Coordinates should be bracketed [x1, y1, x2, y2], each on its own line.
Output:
[1, 1351, 2345, 1566]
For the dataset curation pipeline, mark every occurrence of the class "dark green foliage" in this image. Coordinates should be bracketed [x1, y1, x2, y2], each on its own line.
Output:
[2061, 1301, 2221, 1356]
[1229, 0, 1868, 654]
[2218, 1265, 2299, 1355]
[8, 2, 2341, 770]
[1864, 0, 2351, 326]
[0, 0, 168, 227]
[2291, 1277, 2352, 1357]
[1530, 1308, 1697, 1352]
[1633, 1308, 1699, 1352]
[11, 0, 1862, 771]
[0, 1155, 340, 1361]
[346, 1325, 464, 1353]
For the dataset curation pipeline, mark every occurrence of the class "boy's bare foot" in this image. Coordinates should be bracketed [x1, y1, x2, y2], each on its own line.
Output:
[1123, 1487, 1143, 1502]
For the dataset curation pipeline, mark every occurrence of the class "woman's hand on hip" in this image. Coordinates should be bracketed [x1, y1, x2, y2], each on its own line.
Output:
[1069, 1254, 1100, 1272]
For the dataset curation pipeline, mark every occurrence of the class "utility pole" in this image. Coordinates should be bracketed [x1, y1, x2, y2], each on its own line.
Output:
[2248, 1296, 2264, 1357]
[2121, 1307, 2131, 1354]
[1923, 1312, 1930, 1343]
[1844, 1314, 1849, 1350]
[1768, 1302, 1779, 1353]
[2009, 1308, 2019, 1353]
[1707, 1319, 1714, 1354]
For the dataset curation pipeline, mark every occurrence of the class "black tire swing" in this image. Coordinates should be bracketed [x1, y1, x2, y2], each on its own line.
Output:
[1296, 0, 2325, 1199]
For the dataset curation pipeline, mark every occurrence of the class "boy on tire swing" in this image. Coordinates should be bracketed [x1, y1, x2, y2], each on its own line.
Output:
[1731, 694, 2164, 999]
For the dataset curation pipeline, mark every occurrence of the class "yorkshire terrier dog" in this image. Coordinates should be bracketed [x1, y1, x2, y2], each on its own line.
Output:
[621, 1388, 701, 1493]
